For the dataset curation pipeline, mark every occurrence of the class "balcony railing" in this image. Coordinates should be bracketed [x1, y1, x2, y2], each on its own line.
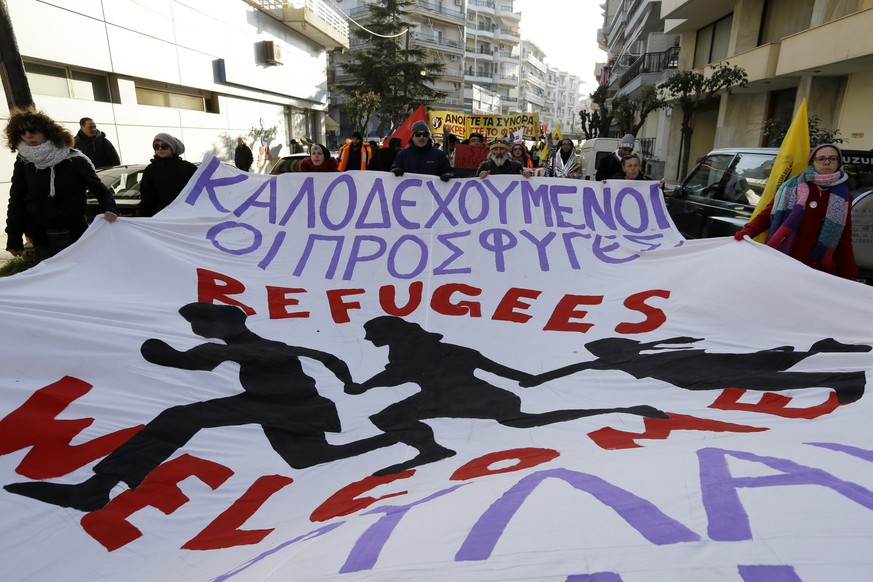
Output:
[416, 0, 465, 21]
[618, 46, 680, 88]
[244, 0, 348, 49]
[638, 137, 655, 160]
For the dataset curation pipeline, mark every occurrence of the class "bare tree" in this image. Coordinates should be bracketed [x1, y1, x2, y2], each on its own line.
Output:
[660, 61, 747, 178]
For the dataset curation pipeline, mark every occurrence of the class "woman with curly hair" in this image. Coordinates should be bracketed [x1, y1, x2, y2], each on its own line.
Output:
[4, 107, 116, 265]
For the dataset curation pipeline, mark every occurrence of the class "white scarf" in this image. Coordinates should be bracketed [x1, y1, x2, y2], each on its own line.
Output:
[16, 141, 94, 197]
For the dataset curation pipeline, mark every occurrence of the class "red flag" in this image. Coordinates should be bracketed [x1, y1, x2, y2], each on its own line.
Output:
[383, 104, 428, 147]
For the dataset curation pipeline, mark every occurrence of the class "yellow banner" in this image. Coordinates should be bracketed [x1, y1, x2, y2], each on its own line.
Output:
[429, 111, 541, 141]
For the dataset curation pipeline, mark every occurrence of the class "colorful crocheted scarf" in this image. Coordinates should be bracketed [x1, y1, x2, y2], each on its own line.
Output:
[766, 166, 850, 264]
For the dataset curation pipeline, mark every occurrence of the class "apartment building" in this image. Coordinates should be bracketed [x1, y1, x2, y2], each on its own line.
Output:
[464, 0, 522, 114]
[600, 0, 677, 177]
[659, 0, 873, 179]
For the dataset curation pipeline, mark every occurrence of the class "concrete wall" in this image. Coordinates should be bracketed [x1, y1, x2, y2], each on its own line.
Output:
[1, 0, 332, 250]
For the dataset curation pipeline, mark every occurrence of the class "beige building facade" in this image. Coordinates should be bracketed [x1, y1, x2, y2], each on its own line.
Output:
[660, 0, 873, 179]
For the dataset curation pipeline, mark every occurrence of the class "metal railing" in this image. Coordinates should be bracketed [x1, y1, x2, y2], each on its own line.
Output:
[618, 46, 680, 88]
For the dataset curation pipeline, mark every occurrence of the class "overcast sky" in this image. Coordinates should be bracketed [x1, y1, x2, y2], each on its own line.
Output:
[513, 0, 606, 92]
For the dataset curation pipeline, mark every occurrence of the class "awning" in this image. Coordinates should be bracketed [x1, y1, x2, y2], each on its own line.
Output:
[325, 114, 339, 132]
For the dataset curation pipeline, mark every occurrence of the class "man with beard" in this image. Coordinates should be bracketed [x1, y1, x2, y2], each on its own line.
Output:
[337, 131, 372, 171]
[477, 139, 531, 178]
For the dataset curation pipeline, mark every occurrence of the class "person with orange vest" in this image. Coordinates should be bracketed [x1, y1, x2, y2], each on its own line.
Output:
[337, 131, 372, 171]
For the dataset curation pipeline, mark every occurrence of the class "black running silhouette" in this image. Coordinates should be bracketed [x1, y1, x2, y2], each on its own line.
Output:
[349, 316, 668, 476]
[5, 303, 394, 511]
[522, 337, 869, 404]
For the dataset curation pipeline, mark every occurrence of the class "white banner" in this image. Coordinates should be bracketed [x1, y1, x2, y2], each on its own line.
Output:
[2, 154, 873, 581]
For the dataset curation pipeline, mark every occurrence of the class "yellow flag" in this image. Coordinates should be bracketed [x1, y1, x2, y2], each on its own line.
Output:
[750, 99, 810, 241]
[538, 125, 563, 162]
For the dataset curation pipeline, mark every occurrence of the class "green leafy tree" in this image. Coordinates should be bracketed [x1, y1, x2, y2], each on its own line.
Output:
[341, 91, 382, 136]
[660, 61, 748, 177]
[764, 113, 845, 147]
[340, 0, 447, 132]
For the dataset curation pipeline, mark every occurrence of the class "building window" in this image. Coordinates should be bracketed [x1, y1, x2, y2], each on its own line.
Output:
[693, 14, 733, 68]
[135, 86, 217, 113]
[759, 0, 814, 45]
[24, 62, 112, 102]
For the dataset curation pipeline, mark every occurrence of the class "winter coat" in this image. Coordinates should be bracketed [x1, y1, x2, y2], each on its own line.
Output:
[74, 130, 120, 169]
[477, 159, 525, 175]
[234, 143, 253, 171]
[137, 155, 198, 217]
[5, 153, 116, 250]
[391, 143, 454, 177]
[299, 157, 338, 172]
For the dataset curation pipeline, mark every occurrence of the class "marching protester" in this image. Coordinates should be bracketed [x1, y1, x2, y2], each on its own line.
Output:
[4, 107, 117, 265]
[234, 137, 253, 171]
[137, 133, 197, 217]
[298, 143, 338, 172]
[337, 131, 372, 171]
[390, 121, 454, 181]
[477, 139, 531, 178]
[73, 117, 120, 169]
[466, 132, 485, 146]
[549, 138, 580, 178]
[510, 142, 534, 169]
[596, 133, 635, 181]
[375, 137, 403, 172]
[734, 143, 857, 280]
[611, 152, 665, 189]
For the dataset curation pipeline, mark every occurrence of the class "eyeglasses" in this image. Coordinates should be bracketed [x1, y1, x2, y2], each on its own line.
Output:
[413, 132, 429, 138]
[153, 143, 171, 151]
[17, 126, 39, 135]
[814, 156, 839, 163]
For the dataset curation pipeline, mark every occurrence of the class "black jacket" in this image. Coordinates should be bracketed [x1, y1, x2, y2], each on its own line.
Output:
[595, 152, 623, 181]
[391, 142, 454, 177]
[138, 156, 198, 217]
[5, 153, 116, 250]
[477, 159, 524, 175]
[74, 130, 120, 169]
[234, 143, 253, 171]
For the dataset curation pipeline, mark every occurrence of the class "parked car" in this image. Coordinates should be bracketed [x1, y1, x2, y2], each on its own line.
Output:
[665, 147, 873, 283]
[86, 164, 148, 220]
[269, 153, 310, 175]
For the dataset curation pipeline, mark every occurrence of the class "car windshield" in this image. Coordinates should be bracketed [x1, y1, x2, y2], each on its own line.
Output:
[683, 154, 735, 197]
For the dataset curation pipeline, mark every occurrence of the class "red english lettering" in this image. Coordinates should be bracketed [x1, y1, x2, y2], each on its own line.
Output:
[326, 288, 365, 323]
[183, 474, 294, 550]
[450, 448, 560, 481]
[491, 288, 541, 323]
[0, 376, 142, 479]
[196, 268, 255, 315]
[80, 454, 233, 551]
[310, 471, 414, 522]
[543, 294, 603, 332]
[379, 281, 423, 316]
[431, 283, 482, 317]
[615, 289, 669, 334]
[266, 286, 309, 319]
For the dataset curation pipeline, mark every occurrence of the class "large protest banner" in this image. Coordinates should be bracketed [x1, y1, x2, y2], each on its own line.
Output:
[2, 155, 873, 581]
[430, 111, 540, 141]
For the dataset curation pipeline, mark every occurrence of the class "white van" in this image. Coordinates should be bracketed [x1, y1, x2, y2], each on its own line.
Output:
[577, 138, 624, 180]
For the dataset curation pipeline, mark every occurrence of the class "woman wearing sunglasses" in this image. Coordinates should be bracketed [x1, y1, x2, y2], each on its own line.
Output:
[138, 133, 197, 217]
[3, 107, 117, 265]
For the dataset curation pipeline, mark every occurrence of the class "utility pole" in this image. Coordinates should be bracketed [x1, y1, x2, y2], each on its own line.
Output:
[0, 0, 33, 109]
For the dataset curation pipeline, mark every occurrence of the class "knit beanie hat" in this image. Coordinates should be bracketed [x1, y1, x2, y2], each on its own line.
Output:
[808, 143, 843, 169]
[154, 133, 185, 156]
[489, 138, 510, 150]
[620, 134, 635, 149]
[411, 121, 430, 135]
